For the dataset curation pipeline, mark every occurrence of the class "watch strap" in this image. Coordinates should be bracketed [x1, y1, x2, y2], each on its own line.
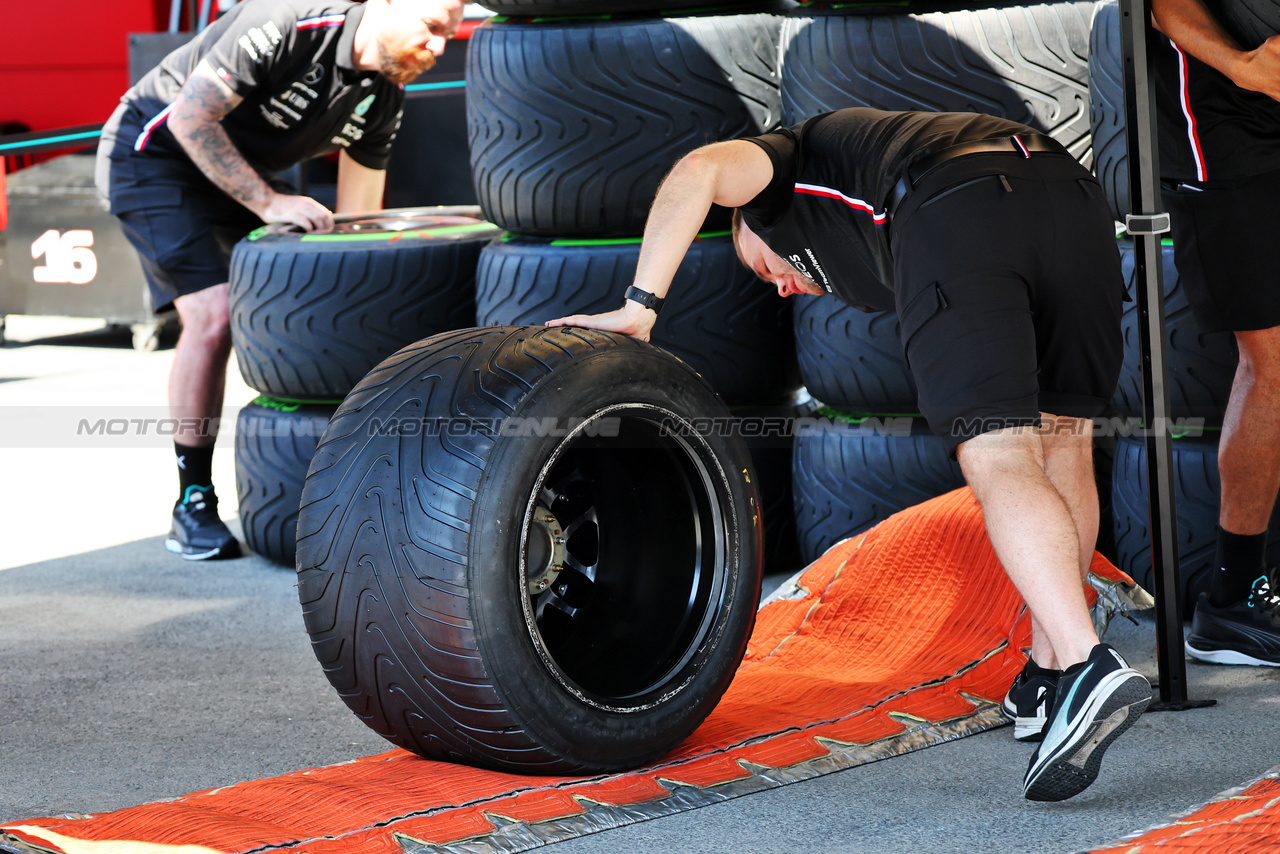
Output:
[625, 286, 665, 315]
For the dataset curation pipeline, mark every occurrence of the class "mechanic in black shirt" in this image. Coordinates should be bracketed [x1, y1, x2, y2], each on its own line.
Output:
[94, 0, 466, 561]
[549, 108, 1150, 801]
[1150, 0, 1280, 666]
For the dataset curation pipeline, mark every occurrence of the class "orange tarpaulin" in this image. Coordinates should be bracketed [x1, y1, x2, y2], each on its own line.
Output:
[2, 488, 1137, 854]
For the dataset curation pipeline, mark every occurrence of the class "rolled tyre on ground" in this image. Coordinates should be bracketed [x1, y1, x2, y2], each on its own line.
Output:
[780, 2, 1096, 165]
[1111, 236, 1238, 423]
[792, 294, 917, 413]
[229, 208, 502, 400]
[792, 413, 965, 564]
[296, 326, 762, 773]
[234, 398, 337, 566]
[467, 12, 782, 236]
[1111, 432, 1280, 617]
[475, 233, 795, 406]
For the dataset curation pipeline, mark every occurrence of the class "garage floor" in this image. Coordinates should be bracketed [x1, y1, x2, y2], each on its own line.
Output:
[3, 316, 1279, 853]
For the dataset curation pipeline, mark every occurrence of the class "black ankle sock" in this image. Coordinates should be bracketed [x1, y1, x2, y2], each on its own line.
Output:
[175, 442, 215, 502]
[1025, 656, 1062, 677]
[1210, 527, 1267, 607]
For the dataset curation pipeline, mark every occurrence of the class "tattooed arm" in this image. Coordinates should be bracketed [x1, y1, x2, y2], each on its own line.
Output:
[167, 59, 334, 231]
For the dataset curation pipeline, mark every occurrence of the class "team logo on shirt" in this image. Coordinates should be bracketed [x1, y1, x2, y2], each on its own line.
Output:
[354, 95, 376, 117]
[237, 21, 283, 63]
[303, 63, 325, 85]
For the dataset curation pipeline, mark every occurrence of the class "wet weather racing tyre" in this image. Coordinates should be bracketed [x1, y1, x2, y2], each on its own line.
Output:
[1111, 433, 1280, 617]
[234, 399, 336, 566]
[1089, 1, 1128, 221]
[1221, 0, 1280, 49]
[792, 416, 965, 564]
[467, 13, 782, 236]
[229, 208, 501, 400]
[296, 326, 763, 772]
[475, 234, 794, 405]
[475, 0, 766, 14]
[1111, 237, 1237, 423]
[779, 2, 1096, 164]
[792, 294, 917, 413]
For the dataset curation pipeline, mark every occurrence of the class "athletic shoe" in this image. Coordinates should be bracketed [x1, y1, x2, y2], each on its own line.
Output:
[1185, 575, 1280, 666]
[1022, 643, 1151, 801]
[166, 485, 240, 561]
[1001, 660, 1060, 742]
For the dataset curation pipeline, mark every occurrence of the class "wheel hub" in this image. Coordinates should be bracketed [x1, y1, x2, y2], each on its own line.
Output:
[527, 506, 567, 596]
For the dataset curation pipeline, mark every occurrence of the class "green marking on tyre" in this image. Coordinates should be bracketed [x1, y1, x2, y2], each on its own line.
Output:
[246, 226, 271, 242]
[547, 230, 732, 247]
[253, 394, 343, 411]
[299, 223, 497, 242]
[815, 405, 923, 423]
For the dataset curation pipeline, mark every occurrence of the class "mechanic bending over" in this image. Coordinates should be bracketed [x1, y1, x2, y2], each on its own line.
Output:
[95, 0, 468, 560]
[548, 107, 1151, 802]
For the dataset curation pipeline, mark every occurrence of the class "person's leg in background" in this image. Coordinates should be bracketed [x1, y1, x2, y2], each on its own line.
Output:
[1184, 324, 1280, 664]
[167, 283, 240, 560]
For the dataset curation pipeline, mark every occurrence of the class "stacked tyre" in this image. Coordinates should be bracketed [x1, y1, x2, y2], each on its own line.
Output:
[467, 7, 806, 572]
[228, 209, 502, 563]
[781, 0, 1097, 564]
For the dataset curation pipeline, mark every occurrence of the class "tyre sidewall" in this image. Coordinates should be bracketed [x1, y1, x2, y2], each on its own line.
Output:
[468, 349, 762, 769]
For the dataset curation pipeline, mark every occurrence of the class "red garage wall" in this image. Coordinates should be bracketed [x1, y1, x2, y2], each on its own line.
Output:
[0, 0, 165, 133]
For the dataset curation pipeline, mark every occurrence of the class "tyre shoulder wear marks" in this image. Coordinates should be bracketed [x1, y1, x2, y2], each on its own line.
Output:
[0, 490, 1147, 854]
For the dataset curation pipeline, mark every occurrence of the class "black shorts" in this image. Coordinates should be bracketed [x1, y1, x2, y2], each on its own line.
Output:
[1162, 167, 1280, 333]
[890, 153, 1125, 456]
[97, 124, 264, 314]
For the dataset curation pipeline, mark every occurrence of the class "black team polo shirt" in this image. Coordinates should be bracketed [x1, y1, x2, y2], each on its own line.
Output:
[737, 108, 1041, 312]
[103, 0, 404, 178]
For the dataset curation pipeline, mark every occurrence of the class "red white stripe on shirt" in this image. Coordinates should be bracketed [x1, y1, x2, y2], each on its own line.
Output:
[1171, 39, 1208, 182]
[794, 182, 888, 226]
[133, 104, 174, 151]
[297, 14, 345, 29]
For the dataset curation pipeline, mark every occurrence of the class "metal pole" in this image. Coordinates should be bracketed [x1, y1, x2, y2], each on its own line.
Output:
[1117, 0, 1214, 711]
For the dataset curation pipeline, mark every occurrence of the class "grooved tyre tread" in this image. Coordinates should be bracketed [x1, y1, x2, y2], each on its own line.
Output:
[1111, 433, 1280, 617]
[229, 211, 500, 400]
[1221, 0, 1280, 49]
[467, 14, 782, 236]
[234, 400, 336, 566]
[780, 2, 1096, 166]
[792, 417, 965, 564]
[297, 326, 761, 772]
[475, 235, 795, 405]
[1113, 237, 1237, 422]
[476, 0, 770, 13]
[1089, 0, 1127, 221]
[793, 294, 917, 413]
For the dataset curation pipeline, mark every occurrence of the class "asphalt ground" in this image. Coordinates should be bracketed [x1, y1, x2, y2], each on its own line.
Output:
[2, 315, 1279, 853]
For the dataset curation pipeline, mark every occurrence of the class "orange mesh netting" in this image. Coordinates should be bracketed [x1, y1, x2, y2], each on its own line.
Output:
[1090, 767, 1280, 853]
[2, 488, 1135, 854]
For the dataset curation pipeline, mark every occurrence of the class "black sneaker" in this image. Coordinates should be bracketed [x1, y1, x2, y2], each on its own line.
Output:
[1185, 575, 1280, 666]
[1023, 643, 1151, 802]
[1001, 660, 1060, 742]
[166, 485, 240, 561]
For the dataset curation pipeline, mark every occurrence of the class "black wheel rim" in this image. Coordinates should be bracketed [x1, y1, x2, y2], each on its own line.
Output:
[519, 404, 733, 712]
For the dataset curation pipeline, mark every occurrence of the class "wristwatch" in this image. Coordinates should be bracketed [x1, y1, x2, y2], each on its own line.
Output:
[625, 286, 665, 315]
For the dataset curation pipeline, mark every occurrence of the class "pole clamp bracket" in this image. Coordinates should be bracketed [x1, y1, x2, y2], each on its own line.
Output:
[1125, 212, 1171, 235]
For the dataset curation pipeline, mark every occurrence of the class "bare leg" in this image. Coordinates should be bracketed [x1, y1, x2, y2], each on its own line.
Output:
[958, 418, 1099, 670]
[169, 283, 233, 448]
[1218, 326, 1280, 534]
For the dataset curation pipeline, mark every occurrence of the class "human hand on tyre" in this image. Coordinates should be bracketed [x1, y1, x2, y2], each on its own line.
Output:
[261, 191, 335, 233]
[545, 301, 657, 342]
